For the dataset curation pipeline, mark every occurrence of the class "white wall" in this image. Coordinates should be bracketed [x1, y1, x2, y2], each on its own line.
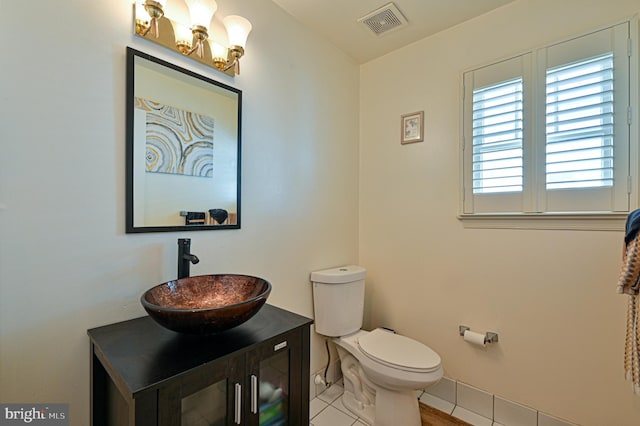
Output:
[0, 1, 359, 424]
[359, 1, 640, 425]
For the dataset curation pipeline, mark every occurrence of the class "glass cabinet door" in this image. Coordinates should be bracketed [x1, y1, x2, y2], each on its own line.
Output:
[158, 358, 240, 426]
[247, 331, 303, 426]
[181, 378, 227, 426]
[256, 350, 289, 425]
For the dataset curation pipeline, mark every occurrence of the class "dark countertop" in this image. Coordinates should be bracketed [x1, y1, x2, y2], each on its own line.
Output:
[88, 304, 313, 396]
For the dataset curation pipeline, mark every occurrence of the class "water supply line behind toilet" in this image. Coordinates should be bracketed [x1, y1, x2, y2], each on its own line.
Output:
[314, 338, 333, 388]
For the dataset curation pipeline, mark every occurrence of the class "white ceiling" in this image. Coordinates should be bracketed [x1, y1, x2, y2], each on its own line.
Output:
[271, 0, 517, 64]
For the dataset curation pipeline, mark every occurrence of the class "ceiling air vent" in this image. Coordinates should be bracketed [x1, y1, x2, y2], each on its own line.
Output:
[357, 2, 408, 36]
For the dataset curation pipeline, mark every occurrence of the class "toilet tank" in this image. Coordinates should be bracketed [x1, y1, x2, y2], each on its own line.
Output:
[310, 265, 366, 337]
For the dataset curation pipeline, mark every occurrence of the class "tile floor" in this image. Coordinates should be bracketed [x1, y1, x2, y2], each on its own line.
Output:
[310, 377, 575, 426]
[309, 380, 368, 426]
[309, 381, 500, 426]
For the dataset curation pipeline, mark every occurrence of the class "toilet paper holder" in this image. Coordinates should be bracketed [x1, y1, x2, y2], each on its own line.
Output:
[459, 325, 499, 344]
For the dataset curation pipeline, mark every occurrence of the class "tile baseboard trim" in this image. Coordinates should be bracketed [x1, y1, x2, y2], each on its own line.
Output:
[424, 377, 576, 426]
[310, 364, 576, 425]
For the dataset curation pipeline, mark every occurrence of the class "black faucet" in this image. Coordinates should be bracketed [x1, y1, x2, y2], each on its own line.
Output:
[177, 238, 199, 279]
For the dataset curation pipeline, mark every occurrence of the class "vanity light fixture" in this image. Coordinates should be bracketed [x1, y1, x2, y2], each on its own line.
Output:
[137, 0, 167, 38]
[222, 15, 252, 74]
[133, 0, 252, 76]
[184, 0, 217, 58]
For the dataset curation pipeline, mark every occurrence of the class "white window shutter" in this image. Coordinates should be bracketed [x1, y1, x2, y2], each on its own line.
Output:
[472, 78, 524, 194]
[545, 54, 614, 190]
[462, 54, 533, 214]
[462, 22, 631, 217]
[537, 22, 629, 213]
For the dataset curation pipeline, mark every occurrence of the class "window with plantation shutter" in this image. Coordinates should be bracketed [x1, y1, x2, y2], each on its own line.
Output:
[461, 21, 633, 224]
[545, 54, 614, 190]
[472, 78, 524, 194]
[463, 54, 532, 214]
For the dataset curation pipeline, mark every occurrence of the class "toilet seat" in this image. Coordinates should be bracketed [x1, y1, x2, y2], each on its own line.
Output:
[357, 328, 441, 373]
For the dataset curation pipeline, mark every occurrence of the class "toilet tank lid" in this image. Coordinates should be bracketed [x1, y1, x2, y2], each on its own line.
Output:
[310, 265, 366, 284]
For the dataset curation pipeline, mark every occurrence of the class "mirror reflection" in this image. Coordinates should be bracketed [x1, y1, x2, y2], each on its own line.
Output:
[126, 47, 241, 233]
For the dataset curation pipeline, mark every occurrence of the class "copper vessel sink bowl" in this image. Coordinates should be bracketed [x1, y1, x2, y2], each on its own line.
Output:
[141, 274, 272, 334]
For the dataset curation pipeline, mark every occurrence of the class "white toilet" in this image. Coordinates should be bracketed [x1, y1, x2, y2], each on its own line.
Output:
[310, 265, 443, 426]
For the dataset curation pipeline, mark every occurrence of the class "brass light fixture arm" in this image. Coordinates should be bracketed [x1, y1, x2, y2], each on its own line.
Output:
[143, 0, 165, 38]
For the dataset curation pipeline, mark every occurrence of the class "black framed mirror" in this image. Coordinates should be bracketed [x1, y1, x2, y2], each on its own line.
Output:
[126, 47, 241, 233]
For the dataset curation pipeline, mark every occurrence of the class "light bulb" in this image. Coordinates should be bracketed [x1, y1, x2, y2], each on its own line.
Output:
[223, 15, 252, 48]
[175, 24, 192, 44]
[211, 42, 227, 59]
[175, 24, 193, 54]
[135, 2, 151, 22]
[184, 0, 217, 30]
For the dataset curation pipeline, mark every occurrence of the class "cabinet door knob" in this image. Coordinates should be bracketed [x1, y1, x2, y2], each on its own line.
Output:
[251, 374, 258, 414]
[234, 383, 242, 424]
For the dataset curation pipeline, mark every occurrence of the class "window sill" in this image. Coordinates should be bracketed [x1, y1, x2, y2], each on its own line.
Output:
[457, 212, 628, 231]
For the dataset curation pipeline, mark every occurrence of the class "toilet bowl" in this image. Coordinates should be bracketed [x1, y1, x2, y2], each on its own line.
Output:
[310, 265, 444, 426]
[334, 328, 443, 426]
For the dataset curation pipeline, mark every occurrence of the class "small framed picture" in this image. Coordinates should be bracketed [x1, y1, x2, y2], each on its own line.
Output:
[401, 111, 424, 144]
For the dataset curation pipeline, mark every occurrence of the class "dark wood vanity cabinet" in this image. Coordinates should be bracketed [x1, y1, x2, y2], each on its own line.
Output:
[88, 304, 312, 426]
